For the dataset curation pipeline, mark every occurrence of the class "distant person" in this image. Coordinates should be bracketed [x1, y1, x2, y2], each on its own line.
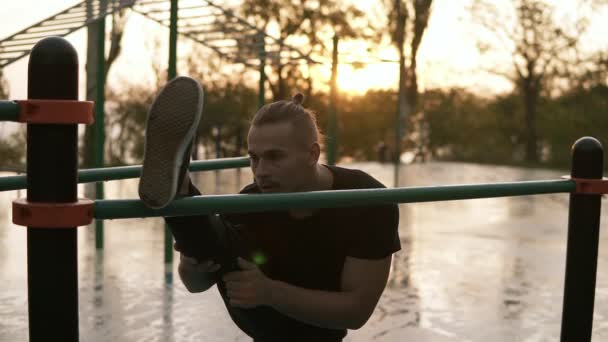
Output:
[138, 76, 401, 341]
[375, 141, 389, 163]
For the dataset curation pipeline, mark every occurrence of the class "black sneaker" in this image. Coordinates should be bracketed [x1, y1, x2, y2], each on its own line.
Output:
[138, 76, 204, 209]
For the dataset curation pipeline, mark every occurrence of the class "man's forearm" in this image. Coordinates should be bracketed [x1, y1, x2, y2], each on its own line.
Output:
[267, 280, 366, 330]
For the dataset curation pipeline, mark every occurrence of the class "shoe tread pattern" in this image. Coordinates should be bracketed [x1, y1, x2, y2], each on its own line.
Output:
[139, 77, 203, 209]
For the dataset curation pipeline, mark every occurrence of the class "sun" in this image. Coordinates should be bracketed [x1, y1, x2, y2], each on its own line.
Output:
[335, 63, 399, 95]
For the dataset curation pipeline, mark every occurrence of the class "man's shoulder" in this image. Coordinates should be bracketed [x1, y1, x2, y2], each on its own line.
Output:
[328, 165, 398, 219]
[327, 165, 386, 190]
[239, 182, 260, 194]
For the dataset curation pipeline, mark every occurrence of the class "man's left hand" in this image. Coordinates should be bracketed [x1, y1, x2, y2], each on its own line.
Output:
[223, 257, 274, 309]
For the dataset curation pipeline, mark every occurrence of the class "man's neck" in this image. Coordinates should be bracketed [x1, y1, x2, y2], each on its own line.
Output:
[288, 164, 333, 219]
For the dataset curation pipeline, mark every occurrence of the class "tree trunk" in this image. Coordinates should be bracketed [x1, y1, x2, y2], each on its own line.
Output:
[83, 5, 126, 196]
[396, 47, 410, 163]
[276, 64, 286, 101]
[409, 0, 433, 109]
[83, 18, 102, 199]
[393, 0, 409, 164]
[523, 80, 539, 162]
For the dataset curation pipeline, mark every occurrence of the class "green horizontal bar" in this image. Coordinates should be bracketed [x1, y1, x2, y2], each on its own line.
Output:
[0, 101, 19, 121]
[78, 156, 250, 183]
[94, 179, 576, 220]
[0, 157, 250, 191]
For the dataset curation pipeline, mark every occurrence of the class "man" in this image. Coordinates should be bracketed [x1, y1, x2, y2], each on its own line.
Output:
[138, 76, 401, 341]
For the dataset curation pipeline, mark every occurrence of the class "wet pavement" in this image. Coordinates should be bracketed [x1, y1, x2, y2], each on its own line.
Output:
[1, 161, 607, 341]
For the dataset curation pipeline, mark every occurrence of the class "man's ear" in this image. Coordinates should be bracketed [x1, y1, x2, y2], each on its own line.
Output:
[309, 142, 321, 165]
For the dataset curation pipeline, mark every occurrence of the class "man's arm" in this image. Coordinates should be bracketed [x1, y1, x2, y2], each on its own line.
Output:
[170, 174, 222, 292]
[224, 255, 392, 330]
[270, 255, 391, 330]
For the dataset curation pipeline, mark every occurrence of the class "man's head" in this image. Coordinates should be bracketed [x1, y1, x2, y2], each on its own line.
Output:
[247, 93, 323, 193]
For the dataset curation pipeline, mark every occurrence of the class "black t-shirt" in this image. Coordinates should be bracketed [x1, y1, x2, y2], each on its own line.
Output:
[219, 165, 401, 341]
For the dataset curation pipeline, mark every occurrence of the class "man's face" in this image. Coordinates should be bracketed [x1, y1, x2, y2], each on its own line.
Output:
[247, 121, 313, 193]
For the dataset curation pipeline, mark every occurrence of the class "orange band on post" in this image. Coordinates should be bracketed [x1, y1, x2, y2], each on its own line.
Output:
[12, 198, 94, 228]
[563, 176, 608, 194]
[16, 100, 94, 124]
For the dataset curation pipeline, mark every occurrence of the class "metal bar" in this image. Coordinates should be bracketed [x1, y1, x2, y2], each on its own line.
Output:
[54, 12, 90, 20]
[63, 0, 132, 14]
[27, 36, 79, 342]
[0, 157, 251, 192]
[138, 0, 169, 5]
[0, 55, 28, 68]
[147, 5, 208, 14]
[178, 13, 223, 21]
[185, 36, 257, 68]
[63, 1, 121, 14]
[132, 7, 255, 67]
[44, 17, 88, 24]
[0, 0, 136, 69]
[14, 29, 72, 40]
[36, 20, 87, 29]
[0, 1, 84, 43]
[181, 27, 241, 35]
[177, 4, 208, 11]
[131, 6, 292, 69]
[94, 180, 576, 220]
[198, 35, 240, 43]
[0, 45, 37, 52]
[1, 39, 43, 47]
[201, 0, 316, 64]
[0, 51, 28, 58]
[560, 137, 603, 342]
[258, 32, 265, 107]
[168, 0, 178, 80]
[0, 101, 19, 121]
[327, 34, 338, 166]
[179, 22, 236, 31]
[165, 0, 179, 265]
[162, 15, 220, 25]
[94, 12, 107, 249]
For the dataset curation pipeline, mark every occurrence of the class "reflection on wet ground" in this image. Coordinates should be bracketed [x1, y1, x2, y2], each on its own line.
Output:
[1, 161, 607, 341]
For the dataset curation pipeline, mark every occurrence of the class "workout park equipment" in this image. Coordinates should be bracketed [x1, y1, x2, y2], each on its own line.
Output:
[0, 1, 606, 341]
[0, 36, 606, 342]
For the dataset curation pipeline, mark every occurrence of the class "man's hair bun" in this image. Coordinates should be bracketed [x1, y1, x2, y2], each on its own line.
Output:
[292, 93, 305, 105]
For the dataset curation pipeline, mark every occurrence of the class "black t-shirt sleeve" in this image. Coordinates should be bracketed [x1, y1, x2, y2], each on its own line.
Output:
[345, 203, 401, 259]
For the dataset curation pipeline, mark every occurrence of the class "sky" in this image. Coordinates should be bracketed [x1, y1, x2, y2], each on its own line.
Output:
[0, 0, 606, 100]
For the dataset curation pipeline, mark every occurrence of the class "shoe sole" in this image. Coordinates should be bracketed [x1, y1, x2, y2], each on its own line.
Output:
[138, 76, 204, 209]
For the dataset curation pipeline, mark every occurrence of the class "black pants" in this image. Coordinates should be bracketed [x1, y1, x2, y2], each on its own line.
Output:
[163, 183, 250, 275]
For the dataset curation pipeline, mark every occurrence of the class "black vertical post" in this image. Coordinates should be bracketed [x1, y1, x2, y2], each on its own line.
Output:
[560, 136, 603, 342]
[327, 33, 339, 166]
[27, 37, 79, 341]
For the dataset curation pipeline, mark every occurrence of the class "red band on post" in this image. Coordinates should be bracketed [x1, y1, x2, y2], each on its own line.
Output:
[16, 100, 94, 124]
[563, 176, 608, 194]
[12, 198, 94, 228]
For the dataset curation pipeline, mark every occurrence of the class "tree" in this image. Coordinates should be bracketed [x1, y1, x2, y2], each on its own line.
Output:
[104, 84, 154, 166]
[471, 0, 597, 162]
[233, 0, 370, 101]
[386, 0, 433, 110]
[81, 5, 129, 169]
[0, 69, 24, 171]
[383, 0, 433, 162]
[0, 130, 26, 170]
